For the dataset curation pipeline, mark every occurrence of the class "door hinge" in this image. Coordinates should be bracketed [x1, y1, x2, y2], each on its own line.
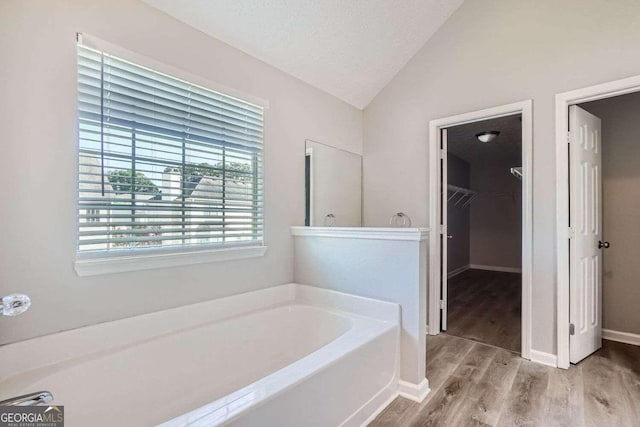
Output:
[567, 131, 571, 144]
[440, 149, 446, 159]
[439, 300, 446, 310]
[440, 224, 446, 234]
[567, 227, 575, 239]
[569, 323, 575, 336]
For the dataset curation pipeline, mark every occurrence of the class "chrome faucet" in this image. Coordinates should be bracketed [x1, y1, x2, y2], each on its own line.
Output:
[0, 391, 53, 406]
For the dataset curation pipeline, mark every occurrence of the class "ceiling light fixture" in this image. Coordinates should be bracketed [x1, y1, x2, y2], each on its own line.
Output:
[475, 131, 500, 143]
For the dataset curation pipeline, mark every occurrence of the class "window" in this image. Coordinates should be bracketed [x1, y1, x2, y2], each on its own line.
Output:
[86, 208, 100, 223]
[77, 44, 264, 256]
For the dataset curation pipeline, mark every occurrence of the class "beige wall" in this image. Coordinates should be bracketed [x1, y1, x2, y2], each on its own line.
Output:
[581, 93, 640, 335]
[363, 0, 640, 355]
[469, 158, 522, 269]
[447, 154, 470, 273]
[0, 0, 362, 344]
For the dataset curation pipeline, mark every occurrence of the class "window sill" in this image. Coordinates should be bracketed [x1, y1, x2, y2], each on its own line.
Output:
[74, 245, 268, 277]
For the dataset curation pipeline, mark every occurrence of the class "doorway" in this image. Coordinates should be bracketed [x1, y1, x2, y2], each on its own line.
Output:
[563, 87, 640, 367]
[443, 115, 523, 353]
[557, 83, 640, 368]
[428, 100, 533, 360]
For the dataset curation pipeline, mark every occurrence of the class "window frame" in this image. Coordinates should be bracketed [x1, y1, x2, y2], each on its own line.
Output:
[74, 34, 268, 276]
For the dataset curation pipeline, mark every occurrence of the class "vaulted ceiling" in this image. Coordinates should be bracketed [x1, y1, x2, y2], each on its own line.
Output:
[143, 0, 464, 109]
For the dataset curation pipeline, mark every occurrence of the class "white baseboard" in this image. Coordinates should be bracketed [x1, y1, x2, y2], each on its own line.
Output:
[469, 264, 522, 274]
[447, 264, 470, 278]
[530, 349, 558, 367]
[398, 379, 430, 403]
[603, 328, 640, 346]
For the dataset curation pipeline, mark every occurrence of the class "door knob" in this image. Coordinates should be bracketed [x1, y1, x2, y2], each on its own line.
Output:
[598, 241, 610, 249]
[447, 234, 453, 239]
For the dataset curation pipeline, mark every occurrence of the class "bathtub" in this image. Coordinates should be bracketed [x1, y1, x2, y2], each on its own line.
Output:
[0, 284, 400, 426]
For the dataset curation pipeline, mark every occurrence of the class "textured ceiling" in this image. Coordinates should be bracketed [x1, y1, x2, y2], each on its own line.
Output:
[142, 0, 464, 109]
[447, 115, 522, 166]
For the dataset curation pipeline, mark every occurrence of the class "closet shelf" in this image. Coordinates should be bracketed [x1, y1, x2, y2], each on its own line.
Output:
[510, 167, 523, 180]
[447, 184, 477, 208]
[448, 184, 520, 209]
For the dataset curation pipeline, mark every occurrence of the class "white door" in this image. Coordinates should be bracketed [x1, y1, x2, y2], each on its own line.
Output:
[441, 128, 448, 331]
[569, 105, 603, 364]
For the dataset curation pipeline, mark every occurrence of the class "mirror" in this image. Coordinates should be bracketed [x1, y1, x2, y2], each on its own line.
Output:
[305, 140, 362, 227]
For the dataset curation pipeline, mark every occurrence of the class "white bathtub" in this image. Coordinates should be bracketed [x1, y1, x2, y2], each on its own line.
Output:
[0, 284, 399, 426]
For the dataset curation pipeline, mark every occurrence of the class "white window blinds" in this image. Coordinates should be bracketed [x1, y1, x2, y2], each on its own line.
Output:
[77, 45, 264, 253]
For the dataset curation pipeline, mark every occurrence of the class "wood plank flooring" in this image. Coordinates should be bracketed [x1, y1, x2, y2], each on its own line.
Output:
[370, 334, 640, 426]
[447, 269, 521, 353]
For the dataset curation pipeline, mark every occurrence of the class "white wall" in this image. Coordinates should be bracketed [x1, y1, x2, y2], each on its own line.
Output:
[293, 230, 427, 385]
[581, 93, 640, 336]
[307, 141, 362, 227]
[0, 0, 362, 345]
[362, 0, 640, 355]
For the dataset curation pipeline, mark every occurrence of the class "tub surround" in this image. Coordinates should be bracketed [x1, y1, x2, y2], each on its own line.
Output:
[0, 284, 399, 427]
[291, 226, 429, 400]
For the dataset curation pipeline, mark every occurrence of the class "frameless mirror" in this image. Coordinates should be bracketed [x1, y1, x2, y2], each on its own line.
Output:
[305, 140, 362, 227]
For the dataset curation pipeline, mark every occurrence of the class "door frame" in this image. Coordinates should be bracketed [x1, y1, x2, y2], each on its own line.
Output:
[428, 100, 533, 361]
[555, 74, 640, 369]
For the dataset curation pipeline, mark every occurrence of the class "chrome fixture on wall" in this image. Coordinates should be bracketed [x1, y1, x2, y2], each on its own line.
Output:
[323, 213, 336, 226]
[0, 391, 53, 406]
[1, 293, 31, 316]
[389, 212, 412, 227]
